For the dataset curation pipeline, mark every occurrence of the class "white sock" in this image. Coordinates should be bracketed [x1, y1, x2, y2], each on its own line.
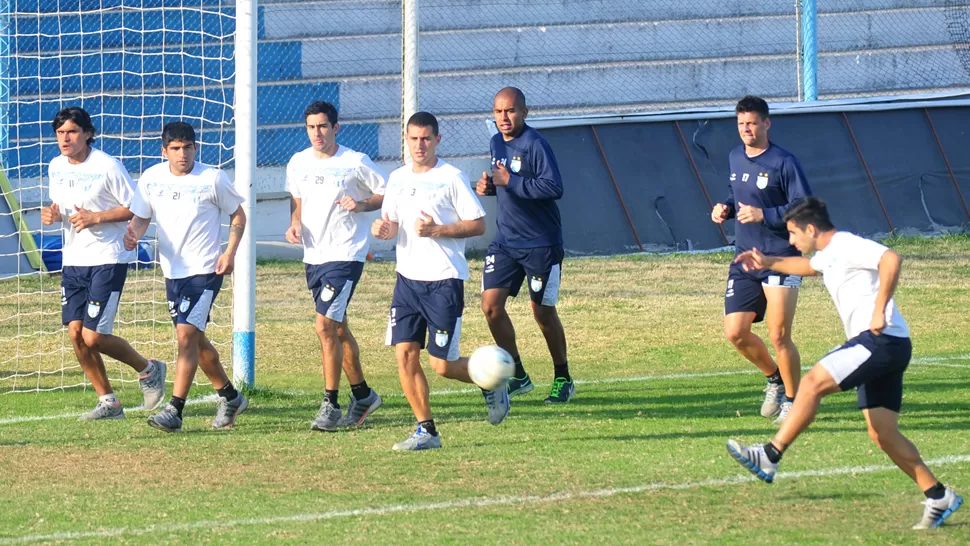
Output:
[140, 360, 155, 377]
[99, 393, 119, 405]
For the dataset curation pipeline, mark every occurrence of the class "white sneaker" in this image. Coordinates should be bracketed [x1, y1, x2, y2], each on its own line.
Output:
[392, 425, 442, 451]
[79, 399, 124, 421]
[139, 360, 167, 410]
[913, 487, 963, 529]
[761, 381, 785, 418]
[772, 400, 793, 425]
[482, 387, 510, 425]
[726, 439, 778, 483]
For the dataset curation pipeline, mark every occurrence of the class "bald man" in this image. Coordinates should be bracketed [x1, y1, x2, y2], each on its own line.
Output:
[476, 87, 572, 403]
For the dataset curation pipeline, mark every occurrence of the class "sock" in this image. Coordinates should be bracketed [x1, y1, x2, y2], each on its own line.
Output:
[763, 442, 784, 464]
[554, 362, 571, 381]
[766, 370, 782, 384]
[419, 419, 438, 437]
[324, 389, 340, 409]
[513, 356, 526, 379]
[170, 396, 186, 417]
[99, 393, 119, 405]
[924, 482, 946, 500]
[217, 382, 238, 402]
[785, 396, 794, 404]
[139, 360, 155, 378]
[350, 381, 372, 401]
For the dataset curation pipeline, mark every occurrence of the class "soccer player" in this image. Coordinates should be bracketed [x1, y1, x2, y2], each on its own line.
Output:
[475, 87, 572, 403]
[726, 197, 962, 529]
[285, 101, 386, 431]
[711, 95, 812, 423]
[41, 106, 166, 420]
[372, 111, 509, 451]
[124, 121, 248, 432]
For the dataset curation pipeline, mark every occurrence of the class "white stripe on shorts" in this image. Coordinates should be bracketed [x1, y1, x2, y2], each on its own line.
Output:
[819, 344, 872, 385]
[447, 317, 463, 362]
[187, 289, 214, 332]
[540, 263, 561, 306]
[95, 291, 121, 335]
[324, 280, 354, 323]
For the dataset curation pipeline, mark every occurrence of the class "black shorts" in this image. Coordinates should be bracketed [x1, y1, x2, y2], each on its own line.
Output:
[482, 241, 563, 306]
[165, 273, 224, 332]
[724, 261, 802, 322]
[305, 261, 364, 322]
[386, 274, 463, 361]
[818, 331, 912, 413]
[61, 264, 128, 334]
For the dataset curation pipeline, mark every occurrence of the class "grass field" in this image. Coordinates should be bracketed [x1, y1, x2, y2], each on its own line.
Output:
[1, 235, 969, 544]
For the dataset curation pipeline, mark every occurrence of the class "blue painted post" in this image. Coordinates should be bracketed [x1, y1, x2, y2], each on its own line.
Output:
[801, 0, 818, 101]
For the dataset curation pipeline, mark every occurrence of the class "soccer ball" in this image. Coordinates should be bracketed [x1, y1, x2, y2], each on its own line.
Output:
[468, 345, 515, 391]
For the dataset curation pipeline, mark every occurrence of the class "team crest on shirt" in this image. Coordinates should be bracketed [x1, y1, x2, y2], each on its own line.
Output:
[756, 172, 769, 189]
[320, 284, 335, 302]
[435, 329, 449, 348]
[87, 301, 100, 319]
[530, 276, 543, 293]
[179, 297, 191, 314]
[509, 156, 522, 173]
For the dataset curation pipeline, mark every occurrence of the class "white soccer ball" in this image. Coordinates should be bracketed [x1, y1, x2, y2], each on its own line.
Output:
[468, 345, 515, 391]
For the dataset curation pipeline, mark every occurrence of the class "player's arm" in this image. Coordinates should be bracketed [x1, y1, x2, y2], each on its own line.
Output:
[341, 159, 387, 212]
[286, 196, 303, 243]
[416, 213, 486, 239]
[496, 140, 563, 200]
[124, 178, 154, 250]
[762, 157, 812, 229]
[371, 189, 399, 240]
[215, 206, 247, 275]
[40, 202, 63, 225]
[124, 215, 151, 251]
[734, 248, 818, 277]
[870, 249, 902, 335]
[340, 193, 383, 213]
[713, 178, 736, 223]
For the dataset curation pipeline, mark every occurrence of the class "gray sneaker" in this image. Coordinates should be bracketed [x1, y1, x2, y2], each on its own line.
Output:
[311, 400, 342, 432]
[772, 399, 793, 425]
[336, 391, 383, 428]
[483, 387, 510, 425]
[213, 393, 248, 429]
[392, 425, 442, 451]
[147, 404, 182, 432]
[79, 399, 124, 421]
[139, 360, 167, 410]
[761, 381, 785, 418]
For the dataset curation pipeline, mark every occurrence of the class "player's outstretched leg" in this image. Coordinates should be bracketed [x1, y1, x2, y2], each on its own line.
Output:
[481, 287, 532, 397]
[335, 322, 382, 428]
[86, 327, 168, 410]
[428, 354, 510, 425]
[726, 440, 778, 483]
[394, 342, 442, 451]
[199, 334, 248, 430]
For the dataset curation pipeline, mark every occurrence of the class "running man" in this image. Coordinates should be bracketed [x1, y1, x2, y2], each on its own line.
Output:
[712, 95, 812, 423]
[285, 101, 386, 431]
[125, 121, 248, 432]
[42, 106, 166, 420]
[727, 196, 962, 530]
[373, 112, 509, 451]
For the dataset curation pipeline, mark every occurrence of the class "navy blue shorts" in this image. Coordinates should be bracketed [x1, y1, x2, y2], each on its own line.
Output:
[386, 274, 463, 361]
[482, 241, 563, 306]
[61, 264, 128, 334]
[165, 273, 224, 332]
[305, 261, 364, 322]
[724, 261, 802, 322]
[818, 331, 912, 413]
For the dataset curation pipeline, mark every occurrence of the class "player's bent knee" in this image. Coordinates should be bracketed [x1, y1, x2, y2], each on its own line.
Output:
[531, 302, 557, 323]
[428, 357, 450, 377]
[80, 328, 103, 350]
[768, 328, 792, 349]
[67, 322, 85, 346]
[315, 315, 339, 337]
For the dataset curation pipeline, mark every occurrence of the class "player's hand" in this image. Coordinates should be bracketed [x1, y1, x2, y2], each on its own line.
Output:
[215, 251, 235, 275]
[711, 203, 730, 224]
[415, 211, 438, 237]
[869, 310, 887, 336]
[41, 203, 62, 225]
[736, 202, 764, 224]
[734, 247, 766, 272]
[371, 213, 394, 240]
[123, 223, 139, 251]
[337, 196, 359, 212]
[476, 171, 495, 196]
[285, 223, 302, 244]
[491, 161, 511, 187]
[69, 206, 99, 232]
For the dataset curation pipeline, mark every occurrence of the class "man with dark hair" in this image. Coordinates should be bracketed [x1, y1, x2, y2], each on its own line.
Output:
[476, 87, 572, 404]
[372, 111, 509, 451]
[125, 121, 248, 432]
[42, 106, 167, 420]
[711, 95, 812, 424]
[285, 101, 386, 431]
[727, 197, 962, 529]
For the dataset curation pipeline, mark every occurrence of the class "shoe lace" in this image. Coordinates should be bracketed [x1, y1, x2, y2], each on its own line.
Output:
[550, 378, 567, 397]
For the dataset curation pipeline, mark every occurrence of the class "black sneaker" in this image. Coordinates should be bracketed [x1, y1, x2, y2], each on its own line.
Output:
[507, 374, 535, 397]
[544, 377, 575, 404]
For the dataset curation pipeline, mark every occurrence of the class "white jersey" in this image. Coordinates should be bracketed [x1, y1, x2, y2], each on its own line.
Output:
[285, 145, 387, 264]
[381, 160, 485, 282]
[809, 231, 909, 339]
[47, 148, 136, 266]
[130, 162, 244, 279]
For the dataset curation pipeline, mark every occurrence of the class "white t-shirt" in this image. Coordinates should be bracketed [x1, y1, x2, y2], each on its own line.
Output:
[381, 160, 485, 282]
[47, 148, 136, 266]
[285, 145, 387, 264]
[809, 231, 909, 339]
[129, 162, 244, 279]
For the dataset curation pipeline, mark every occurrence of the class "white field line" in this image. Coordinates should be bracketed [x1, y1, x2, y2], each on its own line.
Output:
[2, 355, 968, 426]
[3, 454, 969, 545]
